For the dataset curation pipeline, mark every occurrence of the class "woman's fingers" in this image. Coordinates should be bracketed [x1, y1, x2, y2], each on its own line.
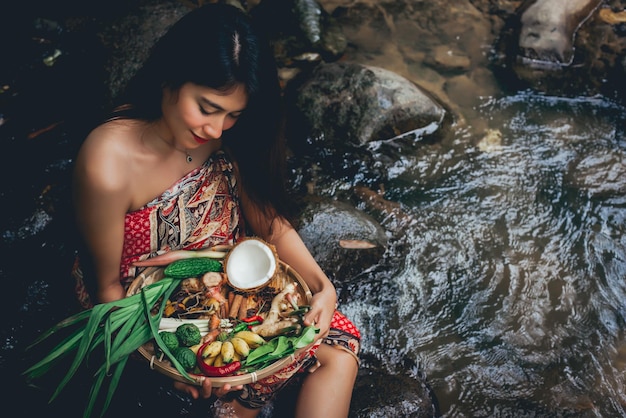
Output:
[199, 377, 215, 398]
[173, 380, 203, 399]
[173, 378, 243, 400]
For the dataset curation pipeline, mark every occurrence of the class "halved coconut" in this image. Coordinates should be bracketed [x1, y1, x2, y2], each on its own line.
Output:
[224, 237, 279, 291]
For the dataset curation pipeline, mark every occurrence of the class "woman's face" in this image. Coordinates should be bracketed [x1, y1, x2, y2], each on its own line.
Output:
[161, 82, 248, 149]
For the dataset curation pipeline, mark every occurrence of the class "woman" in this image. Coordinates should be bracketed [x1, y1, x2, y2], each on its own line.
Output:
[71, 3, 360, 417]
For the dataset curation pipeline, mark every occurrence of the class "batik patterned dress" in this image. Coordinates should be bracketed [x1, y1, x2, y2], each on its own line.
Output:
[72, 150, 360, 408]
[118, 150, 242, 290]
[73, 150, 242, 307]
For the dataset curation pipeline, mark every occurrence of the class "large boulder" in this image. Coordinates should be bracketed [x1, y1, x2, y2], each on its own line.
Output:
[296, 196, 388, 283]
[287, 61, 448, 149]
[98, 1, 189, 103]
[285, 61, 450, 184]
[517, 0, 602, 65]
[491, 0, 626, 100]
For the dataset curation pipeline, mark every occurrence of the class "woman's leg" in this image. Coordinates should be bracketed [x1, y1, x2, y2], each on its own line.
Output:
[294, 344, 358, 418]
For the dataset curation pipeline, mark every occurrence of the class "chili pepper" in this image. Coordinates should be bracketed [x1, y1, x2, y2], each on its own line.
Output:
[242, 315, 264, 324]
[195, 341, 242, 376]
[233, 322, 251, 333]
[287, 306, 310, 317]
[197, 358, 242, 377]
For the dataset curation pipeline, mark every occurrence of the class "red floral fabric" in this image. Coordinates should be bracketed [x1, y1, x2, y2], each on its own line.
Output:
[119, 151, 242, 286]
[72, 151, 242, 307]
[72, 150, 361, 408]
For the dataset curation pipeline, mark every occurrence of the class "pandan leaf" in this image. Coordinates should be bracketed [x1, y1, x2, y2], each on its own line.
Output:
[140, 283, 195, 382]
[23, 276, 184, 418]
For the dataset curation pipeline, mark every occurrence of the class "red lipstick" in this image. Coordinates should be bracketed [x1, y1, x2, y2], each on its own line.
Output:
[192, 133, 209, 144]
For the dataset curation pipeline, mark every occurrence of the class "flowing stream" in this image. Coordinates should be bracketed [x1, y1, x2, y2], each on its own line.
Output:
[317, 0, 626, 416]
[3, 1, 626, 417]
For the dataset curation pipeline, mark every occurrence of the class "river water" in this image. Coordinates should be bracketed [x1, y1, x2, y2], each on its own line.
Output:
[317, 0, 626, 416]
[3, 1, 626, 417]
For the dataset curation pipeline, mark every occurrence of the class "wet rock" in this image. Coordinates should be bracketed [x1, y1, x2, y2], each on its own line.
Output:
[296, 196, 388, 283]
[427, 45, 472, 73]
[517, 0, 602, 65]
[285, 61, 450, 185]
[351, 368, 437, 417]
[491, 0, 626, 100]
[251, 0, 347, 65]
[97, 1, 190, 103]
[519, 0, 601, 67]
[287, 62, 448, 147]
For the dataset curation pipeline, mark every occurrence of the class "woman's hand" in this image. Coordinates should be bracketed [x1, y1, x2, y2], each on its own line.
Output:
[173, 378, 243, 400]
[302, 286, 337, 340]
[242, 210, 339, 340]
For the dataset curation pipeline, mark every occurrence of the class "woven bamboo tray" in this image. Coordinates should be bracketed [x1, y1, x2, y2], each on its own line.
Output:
[127, 261, 312, 387]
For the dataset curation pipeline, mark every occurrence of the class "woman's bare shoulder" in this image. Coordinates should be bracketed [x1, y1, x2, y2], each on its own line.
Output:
[75, 120, 143, 192]
[81, 119, 141, 154]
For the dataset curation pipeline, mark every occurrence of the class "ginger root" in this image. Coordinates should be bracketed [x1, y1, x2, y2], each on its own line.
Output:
[250, 283, 301, 338]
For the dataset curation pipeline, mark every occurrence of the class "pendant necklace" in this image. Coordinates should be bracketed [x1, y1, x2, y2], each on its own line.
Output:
[170, 143, 192, 163]
[172, 143, 192, 163]
[154, 131, 192, 163]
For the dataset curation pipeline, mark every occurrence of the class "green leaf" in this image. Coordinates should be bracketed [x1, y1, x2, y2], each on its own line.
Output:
[140, 284, 195, 383]
[104, 314, 112, 373]
[84, 363, 107, 418]
[243, 326, 319, 368]
[100, 355, 128, 418]
[26, 309, 91, 350]
[24, 276, 185, 417]
[50, 302, 111, 401]
[294, 325, 319, 349]
[22, 330, 84, 379]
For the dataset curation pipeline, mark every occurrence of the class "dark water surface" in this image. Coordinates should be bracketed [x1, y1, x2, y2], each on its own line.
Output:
[320, 1, 626, 417]
[3, 1, 626, 417]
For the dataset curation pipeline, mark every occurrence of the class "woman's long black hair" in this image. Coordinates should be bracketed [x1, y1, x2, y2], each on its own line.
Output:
[115, 3, 291, 223]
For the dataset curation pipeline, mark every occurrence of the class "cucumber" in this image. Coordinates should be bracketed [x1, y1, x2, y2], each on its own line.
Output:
[164, 257, 223, 278]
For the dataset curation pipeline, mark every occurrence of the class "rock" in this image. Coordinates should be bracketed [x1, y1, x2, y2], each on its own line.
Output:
[427, 45, 472, 73]
[517, 0, 602, 65]
[287, 62, 448, 148]
[98, 1, 190, 103]
[285, 61, 450, 185]
[490, 0, 626, 99]
[296, 196, 388, 283]
[351, 367, 438, 417]
[250, 0, 347, 64]
[285, 61, 452, 187]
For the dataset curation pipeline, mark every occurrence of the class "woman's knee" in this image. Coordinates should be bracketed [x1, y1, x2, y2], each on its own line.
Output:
[316, 344, 359, 375]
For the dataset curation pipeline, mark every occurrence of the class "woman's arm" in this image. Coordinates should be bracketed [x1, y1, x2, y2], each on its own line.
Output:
[241, 193, 337, 337]
[73, 127, 132, 303]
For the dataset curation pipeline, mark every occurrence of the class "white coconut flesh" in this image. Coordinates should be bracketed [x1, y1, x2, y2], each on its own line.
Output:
[226, 239, 277, 290]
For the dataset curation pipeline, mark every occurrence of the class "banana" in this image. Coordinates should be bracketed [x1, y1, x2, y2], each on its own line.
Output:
[213, 354, 224, 367]
[221, 340, 235, 363]
[233, 330, 265, 348]
[202, 353, 216, 366]
[230, 337, 250, 358]
[201, 340, 222, 359]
